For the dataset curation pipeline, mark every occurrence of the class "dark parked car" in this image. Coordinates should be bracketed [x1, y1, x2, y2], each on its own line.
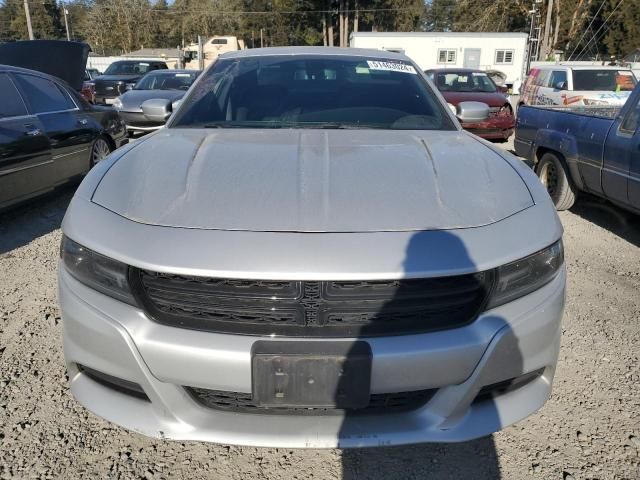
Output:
[113, 69, 200, 133]
[91, 60, 168, 105]
[84, 68, 101, 81]
[425, 68, 515, 140]
[515, 82, 640, 212]
[0, 65, 128, 210]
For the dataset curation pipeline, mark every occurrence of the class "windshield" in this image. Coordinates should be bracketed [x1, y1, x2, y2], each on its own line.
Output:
[104, 62, 156, 75]
[432, 71, 497, 93]
[135, 72, 198, 90]
[171, 55, 454, 130]
[572, 70, 637, 91]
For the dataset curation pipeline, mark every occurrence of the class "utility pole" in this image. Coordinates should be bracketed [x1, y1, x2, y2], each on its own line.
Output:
[327, 0, 334, 47]
[260, 28, 263, 48]
[342, 0, 348, 47]
[525, 0, 542, 77]
[541, 0, 553, 60]
[23, 0, 34, 40]
[63, 3, 71, 41]
[353, 0, 359, 34]
[322, 15, 327, 46]
[338, 0, 344, 47]
[197, 35, 204, 70]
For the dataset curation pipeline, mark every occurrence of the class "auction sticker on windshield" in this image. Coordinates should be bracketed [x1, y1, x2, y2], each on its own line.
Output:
[366, 60, 416, 74]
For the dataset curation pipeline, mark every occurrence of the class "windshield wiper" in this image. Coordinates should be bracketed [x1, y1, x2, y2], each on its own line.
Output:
[201, 121, 283, 129]
[198, 121, 385, 129]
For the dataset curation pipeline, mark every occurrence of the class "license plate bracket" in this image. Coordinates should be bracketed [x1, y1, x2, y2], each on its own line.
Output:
[252, 341, 372, 409]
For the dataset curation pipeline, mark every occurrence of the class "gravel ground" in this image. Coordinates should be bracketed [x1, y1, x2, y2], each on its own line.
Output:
[1, 140, 639, 479]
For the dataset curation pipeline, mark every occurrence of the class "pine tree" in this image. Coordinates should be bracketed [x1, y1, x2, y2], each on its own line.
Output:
[604, 0, 640, 58]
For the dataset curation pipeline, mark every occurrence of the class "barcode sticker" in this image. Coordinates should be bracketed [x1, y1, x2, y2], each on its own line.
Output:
[366, 60, 417, 74]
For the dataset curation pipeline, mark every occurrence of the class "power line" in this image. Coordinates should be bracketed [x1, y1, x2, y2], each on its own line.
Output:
[566, 0, 608, 61]
[571, 0, 624, 61]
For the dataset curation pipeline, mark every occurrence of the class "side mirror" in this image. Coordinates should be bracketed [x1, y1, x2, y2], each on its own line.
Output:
[456, 101, 490, 123]
[555, 81, 568, 90]
[498, 85, 509, 94]
[141, 98, 172, 123]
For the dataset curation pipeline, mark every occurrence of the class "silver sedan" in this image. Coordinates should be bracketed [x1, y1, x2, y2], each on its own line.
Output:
[113, 70, 199, 133]
[59, 47, 565, 448]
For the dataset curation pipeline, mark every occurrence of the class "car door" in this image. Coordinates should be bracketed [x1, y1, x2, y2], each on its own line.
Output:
[0, 73, 52, 208]
[12, 72, 95, 184]
[602, 90, 640, 206]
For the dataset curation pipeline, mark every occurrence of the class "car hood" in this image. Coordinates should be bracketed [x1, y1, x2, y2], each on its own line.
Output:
[118, 90, 186, 112]
[91, 129, 533, 232]
[441, 92, 509, 107]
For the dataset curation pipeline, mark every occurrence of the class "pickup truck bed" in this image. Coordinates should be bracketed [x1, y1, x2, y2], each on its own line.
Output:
[514, 85, 640, 213]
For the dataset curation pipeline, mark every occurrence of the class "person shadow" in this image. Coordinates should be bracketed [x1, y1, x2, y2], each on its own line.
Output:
[335, 230, 525, 479]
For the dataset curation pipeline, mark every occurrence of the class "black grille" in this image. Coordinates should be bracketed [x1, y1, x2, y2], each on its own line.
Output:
[93, 80, 124, 97]
[130, 269, 494, 337]
[185, 387, 436, 415]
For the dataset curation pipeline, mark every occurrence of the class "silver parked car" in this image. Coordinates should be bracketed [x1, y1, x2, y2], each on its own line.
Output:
[113, 69, 200, 133]
[59, 47, 565, 448]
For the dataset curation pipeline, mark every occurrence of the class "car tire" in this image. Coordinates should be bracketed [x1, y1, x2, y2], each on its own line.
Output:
[536, 152, 576, 210]
[90, 136, 113, 167]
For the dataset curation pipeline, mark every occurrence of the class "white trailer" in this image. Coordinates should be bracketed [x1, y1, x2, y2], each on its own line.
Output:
[350, 32, 528, 90]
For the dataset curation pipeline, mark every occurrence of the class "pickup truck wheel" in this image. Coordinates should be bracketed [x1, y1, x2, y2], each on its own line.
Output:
[537, 152, 576, 210]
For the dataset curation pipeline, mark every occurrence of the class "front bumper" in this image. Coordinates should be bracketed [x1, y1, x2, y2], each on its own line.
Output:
[60, 263, 565, 448]
[462, 115, 516, 140]
[117, 111, 164, 132]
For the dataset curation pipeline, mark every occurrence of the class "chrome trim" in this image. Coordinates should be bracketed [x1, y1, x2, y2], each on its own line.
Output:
[36, 107, 81, 115]
[126, 125, 163, 132]
[53, 148, 89, 160]
[0, 114, 35, 122]
[0, 159, 53, 177]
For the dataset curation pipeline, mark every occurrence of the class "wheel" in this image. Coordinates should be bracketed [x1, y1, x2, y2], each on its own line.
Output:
[536, 152, 576, 210]
[90, 137, 112, 167]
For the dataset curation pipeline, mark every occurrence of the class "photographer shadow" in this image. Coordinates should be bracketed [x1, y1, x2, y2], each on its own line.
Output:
[337, 230, 524, 479]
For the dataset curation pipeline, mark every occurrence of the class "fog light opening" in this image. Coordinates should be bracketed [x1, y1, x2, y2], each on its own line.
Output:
[77, 364, 150, 402]
[473, 368, 545, 404]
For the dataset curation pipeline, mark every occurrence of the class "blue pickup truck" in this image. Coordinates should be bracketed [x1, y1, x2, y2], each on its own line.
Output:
[514, 83, 640, 213]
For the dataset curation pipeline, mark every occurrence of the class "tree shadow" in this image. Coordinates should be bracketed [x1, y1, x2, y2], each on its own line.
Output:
[335, 230, 526, 479]
[569, 194, 640, 248]
[0, 186, 74, 255]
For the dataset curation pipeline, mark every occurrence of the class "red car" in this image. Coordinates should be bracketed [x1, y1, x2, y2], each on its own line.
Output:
[425, 68, 515, 140]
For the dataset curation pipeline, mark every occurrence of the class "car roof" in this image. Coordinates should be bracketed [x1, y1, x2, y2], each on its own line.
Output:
[112, 60, 166, 64]
[532, 64, 632, 71]
[220, 46, 411, 62]
[143, 69, 198, 74]
[425, 68, 487, 74]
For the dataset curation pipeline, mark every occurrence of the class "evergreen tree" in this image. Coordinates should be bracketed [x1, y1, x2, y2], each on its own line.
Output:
[604, 0, 640, 58]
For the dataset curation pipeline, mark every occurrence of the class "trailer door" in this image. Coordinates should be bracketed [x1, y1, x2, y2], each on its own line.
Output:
[463, 49, 481, 69]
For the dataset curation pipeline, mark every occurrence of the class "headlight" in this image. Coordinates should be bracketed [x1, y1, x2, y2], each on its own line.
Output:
[497, 104, 512, 116]
[60, 236, 135, 305]
[447, 102, 457, 114]
[487, 240, 564, 309]
[113, 97, 123, 109]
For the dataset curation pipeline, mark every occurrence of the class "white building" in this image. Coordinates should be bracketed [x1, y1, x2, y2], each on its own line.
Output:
[350, 32, 529, 89]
